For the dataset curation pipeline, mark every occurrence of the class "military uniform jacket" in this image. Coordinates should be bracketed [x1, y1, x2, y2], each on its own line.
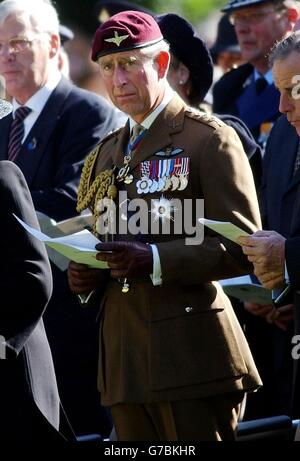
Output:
[86, 94, 262, 406]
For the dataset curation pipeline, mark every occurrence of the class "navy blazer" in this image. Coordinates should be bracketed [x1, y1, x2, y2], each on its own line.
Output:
[0, 161, 63, 440]
[213, 63, 280, 142]
[260, 115, 300, 237]
[0, 77, 122, 221]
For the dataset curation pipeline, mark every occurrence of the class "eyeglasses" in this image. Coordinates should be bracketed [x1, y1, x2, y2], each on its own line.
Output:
[229, 7, 286, 26]
[0, 36, 39, 55]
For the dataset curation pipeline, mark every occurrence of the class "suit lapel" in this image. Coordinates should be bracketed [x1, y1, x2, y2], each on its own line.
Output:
[15, 77, 73, 186]
[283, 133, 300, 196]
[0, 114, 12, 160]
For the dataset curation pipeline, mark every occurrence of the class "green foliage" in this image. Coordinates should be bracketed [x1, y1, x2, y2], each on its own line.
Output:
[143, 0, 224, 21]
[55, 0, 226, 34]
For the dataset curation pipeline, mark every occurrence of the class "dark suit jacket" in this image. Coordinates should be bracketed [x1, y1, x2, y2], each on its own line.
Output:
[0, 78, 122, 436]
[260, 115, 300, 237]
[0, 160, 62, 440]
[0, 77, 122, 221]
[84, 95, 262, 406]
[213, 63, 254, 117]
[255, 115, 300, 417]
[213, 63, 280, 143]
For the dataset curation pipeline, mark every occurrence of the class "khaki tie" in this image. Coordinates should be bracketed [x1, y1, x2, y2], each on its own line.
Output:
[129, 124, 144, 153]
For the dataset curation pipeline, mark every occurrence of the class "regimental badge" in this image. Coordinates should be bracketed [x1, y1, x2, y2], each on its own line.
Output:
[154, 148, 184, 157]
[104, 31, 129, 46]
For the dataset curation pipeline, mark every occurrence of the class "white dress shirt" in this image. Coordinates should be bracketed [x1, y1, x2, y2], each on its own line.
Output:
[12, 70, 62, 142]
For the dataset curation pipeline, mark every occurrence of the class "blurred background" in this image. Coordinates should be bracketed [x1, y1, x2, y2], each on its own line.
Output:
[49, 0, 228, 96]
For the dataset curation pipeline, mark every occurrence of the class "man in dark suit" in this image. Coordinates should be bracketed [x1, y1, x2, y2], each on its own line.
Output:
[213, 0, 299, 146]
[0, 160, 64, 441]
[239, 31, 300, 419]
[156, 12, 262, 187]
[68, 10, 262, 441]
[0, 0, 122, 436]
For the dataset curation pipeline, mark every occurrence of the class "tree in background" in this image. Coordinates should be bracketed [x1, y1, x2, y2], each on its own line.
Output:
[55, 0, 224, 35]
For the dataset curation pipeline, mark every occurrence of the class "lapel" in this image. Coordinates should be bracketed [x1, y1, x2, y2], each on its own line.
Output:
[266, 119, 299, 234]
[286, 137, 300, 196]
[14, 77, 73, 186]
[0, 114, 12, 160]
[112, 94, 186, 174]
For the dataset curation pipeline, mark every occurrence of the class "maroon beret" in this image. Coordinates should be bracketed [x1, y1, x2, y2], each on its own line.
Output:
[91, 10, 163, 61]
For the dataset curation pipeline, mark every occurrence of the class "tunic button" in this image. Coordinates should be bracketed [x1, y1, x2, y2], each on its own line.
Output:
[185, 306, 194, 313]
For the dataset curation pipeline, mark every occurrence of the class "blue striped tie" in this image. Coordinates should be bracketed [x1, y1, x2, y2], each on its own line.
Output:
[8, 106, 31, 162]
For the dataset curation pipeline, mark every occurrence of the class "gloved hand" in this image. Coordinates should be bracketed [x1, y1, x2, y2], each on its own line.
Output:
[68, 261, 107, 294]
[96, 241, 153, 279]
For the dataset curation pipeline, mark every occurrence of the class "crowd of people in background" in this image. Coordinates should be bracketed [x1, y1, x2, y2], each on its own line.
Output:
[2, 0, 300, 442]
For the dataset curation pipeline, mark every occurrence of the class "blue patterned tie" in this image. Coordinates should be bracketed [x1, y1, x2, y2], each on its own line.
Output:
[8, 106, 31, 161]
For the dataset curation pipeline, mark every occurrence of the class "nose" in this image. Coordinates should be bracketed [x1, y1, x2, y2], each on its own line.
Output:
[279, 93, 294, 114]
[234, 22, 251, 36]
[0, 44, 15, 60]
[113, 65, 128, 87]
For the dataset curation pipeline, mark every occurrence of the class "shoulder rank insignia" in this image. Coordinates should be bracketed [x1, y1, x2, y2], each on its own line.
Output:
[154, 148, 183, 158]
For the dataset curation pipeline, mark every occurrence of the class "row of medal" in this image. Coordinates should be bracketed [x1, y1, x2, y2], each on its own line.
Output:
[136, 157, 190, 195]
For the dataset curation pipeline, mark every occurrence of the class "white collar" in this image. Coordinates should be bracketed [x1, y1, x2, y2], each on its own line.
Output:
[12, 71, 62, 115]
[254, 68, 273, 86]
[129, 84, 174, 132]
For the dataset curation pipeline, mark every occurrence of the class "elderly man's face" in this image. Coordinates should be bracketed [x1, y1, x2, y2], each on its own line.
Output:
[230, 2, 291, 70]
[98, 49, 169, 123]
[273, 51, 300, 136]
[0, 15, 58, 104]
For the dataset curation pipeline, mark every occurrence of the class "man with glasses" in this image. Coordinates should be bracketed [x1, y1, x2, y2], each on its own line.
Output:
[214, 0, 300, 421]
[0, 0, 121, 438]
[213, 0, 299, 149]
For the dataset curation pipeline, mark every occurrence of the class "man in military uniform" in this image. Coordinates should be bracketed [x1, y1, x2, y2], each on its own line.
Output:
[68, 10, 262, 441]
[213, 0, 300, 147]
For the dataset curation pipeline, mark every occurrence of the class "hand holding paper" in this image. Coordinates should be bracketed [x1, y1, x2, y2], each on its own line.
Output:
[237, 230, 286, 289]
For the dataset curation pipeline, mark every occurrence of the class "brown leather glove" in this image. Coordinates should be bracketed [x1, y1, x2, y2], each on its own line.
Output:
[68, 261, 107, 294]
[96, 241, 153, 279]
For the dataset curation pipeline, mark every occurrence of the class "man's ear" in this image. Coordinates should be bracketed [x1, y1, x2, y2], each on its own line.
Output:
[177, 62, 190, 86]
[287, 7, 299, 26]
[49, 33, 60, 58]
[156, 51, 170, 79]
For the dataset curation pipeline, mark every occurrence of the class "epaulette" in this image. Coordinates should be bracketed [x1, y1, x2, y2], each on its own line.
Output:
[185, 107, 225, 129]
[102, 126, 123, 144]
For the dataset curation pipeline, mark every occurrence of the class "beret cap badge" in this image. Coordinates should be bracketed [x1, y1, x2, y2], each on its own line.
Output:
[104, 31, 129, 46]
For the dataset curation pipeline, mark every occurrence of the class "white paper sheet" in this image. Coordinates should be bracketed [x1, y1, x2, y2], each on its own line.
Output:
[14, 214, 108, 269]
[198, 218, 250, 243]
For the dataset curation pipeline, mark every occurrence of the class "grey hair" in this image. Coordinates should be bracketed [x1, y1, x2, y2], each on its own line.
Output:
[269, 31, 300, 66]
[139, 39, 170, 60]
[0, 0, 59, 35]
